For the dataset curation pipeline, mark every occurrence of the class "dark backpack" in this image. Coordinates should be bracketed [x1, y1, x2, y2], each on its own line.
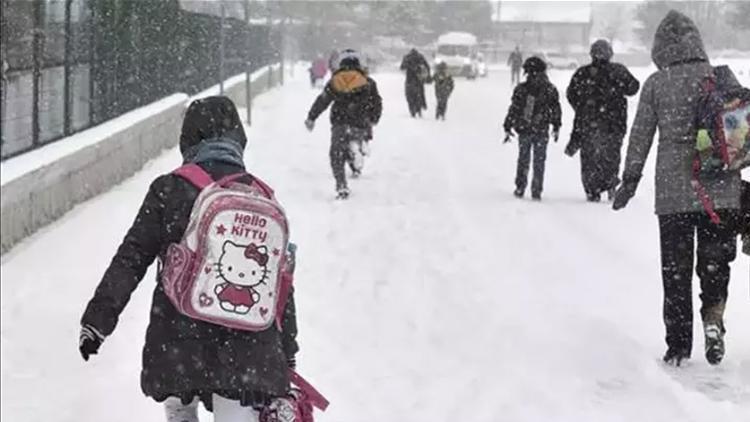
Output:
[691, 65, 750, 223]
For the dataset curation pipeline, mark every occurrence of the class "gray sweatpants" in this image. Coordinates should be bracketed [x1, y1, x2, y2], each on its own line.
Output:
[330, 125, 367, 190]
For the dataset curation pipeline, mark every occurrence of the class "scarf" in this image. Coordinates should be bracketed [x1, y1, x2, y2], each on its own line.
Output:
[183, 137, 245, 168]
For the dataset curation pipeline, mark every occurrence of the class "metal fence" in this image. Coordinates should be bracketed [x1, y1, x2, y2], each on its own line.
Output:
[0, 0, 280, 160]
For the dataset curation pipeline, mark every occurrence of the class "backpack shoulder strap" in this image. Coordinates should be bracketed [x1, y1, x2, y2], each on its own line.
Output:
[289, 369, 330, 411]
[173, 164, 214, 190]
[251, 176, 275, 199]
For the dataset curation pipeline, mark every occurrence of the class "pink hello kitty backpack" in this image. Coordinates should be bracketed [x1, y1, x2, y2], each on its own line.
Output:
[160, 164, 293, 331]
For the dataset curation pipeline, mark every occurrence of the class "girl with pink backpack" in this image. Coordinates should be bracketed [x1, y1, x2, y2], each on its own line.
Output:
[79, 97, 326, 421]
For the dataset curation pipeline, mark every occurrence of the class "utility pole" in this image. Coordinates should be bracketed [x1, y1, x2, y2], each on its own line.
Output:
[219, 0, 226, 95]
[245, 0, 252, 125]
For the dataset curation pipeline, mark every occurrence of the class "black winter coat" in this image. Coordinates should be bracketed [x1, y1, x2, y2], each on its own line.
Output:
[566, 61, 640, 144]
[434, 72, 454, 100]
[400, 50, 431, 85]
[81, 160, 299, 405]
[503, 74, 562, 136]
[307, 67, 382, 129]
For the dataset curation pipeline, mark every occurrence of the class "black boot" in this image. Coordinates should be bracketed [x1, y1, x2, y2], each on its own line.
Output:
[663, 348, 690, 367]
[513, 188, 524, 198]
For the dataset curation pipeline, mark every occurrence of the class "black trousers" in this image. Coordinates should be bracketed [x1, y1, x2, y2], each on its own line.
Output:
[658, 212, 737, 356]
[436, 95, 449, 119]
[580, 132, 623, 196]
[330, 125, 366, 190]
[515, 134, 548, 196]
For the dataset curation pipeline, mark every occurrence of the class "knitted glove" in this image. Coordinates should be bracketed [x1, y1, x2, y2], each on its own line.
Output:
[79, 324, 105, 361]
[612, 175, 641, 211]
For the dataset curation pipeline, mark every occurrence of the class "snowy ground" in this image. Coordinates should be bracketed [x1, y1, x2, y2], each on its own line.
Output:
[2, 65, 749, 422]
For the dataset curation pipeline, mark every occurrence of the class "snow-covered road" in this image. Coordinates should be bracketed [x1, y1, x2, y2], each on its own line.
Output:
[2, 65, 749, 422]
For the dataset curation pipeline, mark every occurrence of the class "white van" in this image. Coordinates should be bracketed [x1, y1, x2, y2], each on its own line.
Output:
[434, 32, 479, 79]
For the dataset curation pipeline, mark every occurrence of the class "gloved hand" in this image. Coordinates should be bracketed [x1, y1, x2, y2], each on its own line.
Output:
[612, 176, 641, 211]
[304, 119, 315, 132]
[79, 324, 105, 361]
[503, 129, 514, 144]
[287, 356, 297, 370]
[552, 128, 560, 143]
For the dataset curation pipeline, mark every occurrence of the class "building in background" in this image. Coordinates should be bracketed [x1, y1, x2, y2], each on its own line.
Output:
[492, 1, 593, 55]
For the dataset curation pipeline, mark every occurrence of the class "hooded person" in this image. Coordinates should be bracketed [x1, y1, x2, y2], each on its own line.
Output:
[79, 96, 299, 422]
[503, 56, 562, 201]
[400, 48, 431, 117]
[613, 11, 742, 367]
[566, 39, 640, 202]
[433, 61, 455, 120]
[305, 50, 383, 199]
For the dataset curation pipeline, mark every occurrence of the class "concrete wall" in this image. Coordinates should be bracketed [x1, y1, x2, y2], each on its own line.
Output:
[1, 65, 283, 255]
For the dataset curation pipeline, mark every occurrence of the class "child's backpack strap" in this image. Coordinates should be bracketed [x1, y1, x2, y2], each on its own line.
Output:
[289, 369, 330, 411]
[173, 164, 214, 190]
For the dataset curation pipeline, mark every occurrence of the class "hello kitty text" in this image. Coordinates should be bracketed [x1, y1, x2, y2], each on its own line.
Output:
[231, 212, 268, 242]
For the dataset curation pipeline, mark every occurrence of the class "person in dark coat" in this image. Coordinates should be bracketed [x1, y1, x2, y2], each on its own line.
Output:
[742, 180, 750, 255]
[503, 57, 562, 201]
[566, 40, 640, 202]
[613, 11, 742, 367]
[400, 48, 431, 118]
[305, 50, 383, 199]
[433, 62, 454, 120]
[79, 96, 299, 419]
[507, 46, 523, 86]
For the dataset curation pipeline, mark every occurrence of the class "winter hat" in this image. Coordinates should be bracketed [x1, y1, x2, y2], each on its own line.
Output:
[338, 49, 362, 70]
[590, 39, 614, 61]
[523, 56, 547, 75]
[179, 96, 247, 159]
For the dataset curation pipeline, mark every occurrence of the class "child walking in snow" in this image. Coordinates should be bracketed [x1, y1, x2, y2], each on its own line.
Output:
[433, 62, 454, 120]
[503, 56, 561, 201]
[305, 49, 382, 199]
[79, 96, 300, 422]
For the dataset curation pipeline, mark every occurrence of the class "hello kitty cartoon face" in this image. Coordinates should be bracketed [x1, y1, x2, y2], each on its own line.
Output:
[216, 241, 270, 288]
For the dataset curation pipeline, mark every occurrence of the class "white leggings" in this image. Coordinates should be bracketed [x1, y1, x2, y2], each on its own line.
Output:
[164, 395, 259, 422]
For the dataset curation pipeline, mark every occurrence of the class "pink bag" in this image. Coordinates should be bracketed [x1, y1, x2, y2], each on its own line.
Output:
[160, 164, 293, 331]
[260, 370, 330, 422]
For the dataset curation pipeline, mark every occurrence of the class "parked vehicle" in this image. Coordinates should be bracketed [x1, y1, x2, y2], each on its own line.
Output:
[544, 52, 580, 70]
[434, 32, 479, 79]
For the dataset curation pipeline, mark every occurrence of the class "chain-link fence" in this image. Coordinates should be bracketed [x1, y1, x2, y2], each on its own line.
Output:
[1, 0, 280, 160]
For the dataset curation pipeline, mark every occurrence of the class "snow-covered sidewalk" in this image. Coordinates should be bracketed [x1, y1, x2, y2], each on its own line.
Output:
[2, 66, 748, 422]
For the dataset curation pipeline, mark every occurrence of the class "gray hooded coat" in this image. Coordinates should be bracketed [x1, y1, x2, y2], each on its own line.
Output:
[621, 10, 742, 215]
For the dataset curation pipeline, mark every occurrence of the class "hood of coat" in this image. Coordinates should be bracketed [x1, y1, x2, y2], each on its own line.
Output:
[651, 10, 708, 70]
[179, 96, 247, 160]
[330, 69, 369, 94]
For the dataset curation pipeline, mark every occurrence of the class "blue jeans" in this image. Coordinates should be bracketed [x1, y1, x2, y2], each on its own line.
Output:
[515, 134, 548, 196]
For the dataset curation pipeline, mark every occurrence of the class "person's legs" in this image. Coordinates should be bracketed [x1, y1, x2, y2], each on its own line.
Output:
[164, 397, 199, 422]
[212, 394, 259, 422]
[658, 213, 697, 363]
[436, 96, 447, 119]
[329, 125, 349, 192]
[600, 133, 624, 198]
[347, 128, 366, 176]
[580, 138, 597, 200]
[515, 135, 532, 195]
[696, 211, 737, 364]
[530, 135, 549, 198]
